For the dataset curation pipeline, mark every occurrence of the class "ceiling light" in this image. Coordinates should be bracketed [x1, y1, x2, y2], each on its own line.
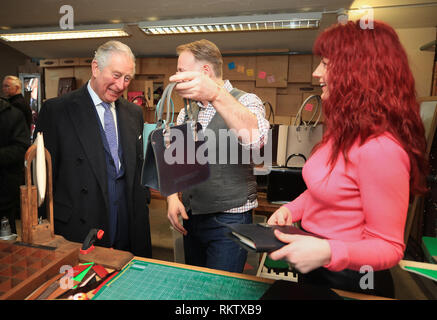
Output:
[138, 13, 321, 36]
[0, 25, 129, 42]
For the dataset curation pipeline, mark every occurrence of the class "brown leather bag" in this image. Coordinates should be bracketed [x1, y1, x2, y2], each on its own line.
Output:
[58, 77, 76, 96]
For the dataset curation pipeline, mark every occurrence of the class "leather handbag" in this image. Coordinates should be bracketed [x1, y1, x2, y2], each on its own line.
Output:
[140, 82, 210, 196]
[266, 153, 307, 203]
[283, 95, 323, 168]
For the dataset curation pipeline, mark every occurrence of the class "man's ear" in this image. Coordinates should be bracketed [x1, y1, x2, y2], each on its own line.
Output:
[202, 64, 214, 77]
[91, 60, 100, 78]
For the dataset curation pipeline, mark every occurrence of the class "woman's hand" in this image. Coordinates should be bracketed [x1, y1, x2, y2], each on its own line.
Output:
[267, 206, 293, 226]
[269, 230, 332, 274]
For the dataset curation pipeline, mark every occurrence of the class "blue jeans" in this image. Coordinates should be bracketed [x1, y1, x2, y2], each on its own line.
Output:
[183, 210, 253, 273]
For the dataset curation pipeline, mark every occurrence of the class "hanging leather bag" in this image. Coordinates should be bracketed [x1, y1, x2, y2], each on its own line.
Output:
[266, 153, 307, 203]
[140, 82, 210, 196]
[285, 95, 323, 167]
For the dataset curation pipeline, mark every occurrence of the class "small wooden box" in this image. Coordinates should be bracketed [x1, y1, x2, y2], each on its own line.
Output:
[59, 58, 80, 66]
[79, 57, 93, 66]
[0, 241, 78, 300]
[40, 59, 59, 67]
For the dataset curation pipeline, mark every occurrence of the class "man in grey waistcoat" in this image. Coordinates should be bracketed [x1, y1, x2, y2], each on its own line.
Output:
[167, 39, 269, 273]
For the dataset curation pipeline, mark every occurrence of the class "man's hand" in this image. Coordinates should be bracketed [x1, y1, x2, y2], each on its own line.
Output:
[169, 71, 221, 102]
[167, 193, 189, 235]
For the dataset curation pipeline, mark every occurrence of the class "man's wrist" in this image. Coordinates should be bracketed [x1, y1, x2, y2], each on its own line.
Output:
[209, 85, 221, 103]
[167, 193, 181, 202]
[167, 193, 178, 202]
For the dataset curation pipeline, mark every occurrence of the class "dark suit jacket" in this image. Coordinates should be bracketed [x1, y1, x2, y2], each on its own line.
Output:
[8, 94, 32, 129]
[35, 84, 151, 257]
[0, 98, 30, 218]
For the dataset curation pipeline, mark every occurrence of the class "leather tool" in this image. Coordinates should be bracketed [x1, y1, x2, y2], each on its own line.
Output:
[80, 228, 104, 254]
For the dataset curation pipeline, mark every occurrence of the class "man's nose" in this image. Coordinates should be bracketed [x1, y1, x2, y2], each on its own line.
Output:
[114, 77, 126, 90]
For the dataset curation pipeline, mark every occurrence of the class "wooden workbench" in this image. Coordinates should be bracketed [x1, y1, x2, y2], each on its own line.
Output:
[86, 256, 392, 301]
[12, 240, 432, 301]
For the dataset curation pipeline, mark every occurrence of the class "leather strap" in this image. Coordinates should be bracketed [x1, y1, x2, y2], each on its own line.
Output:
[293, 94, 322, 128]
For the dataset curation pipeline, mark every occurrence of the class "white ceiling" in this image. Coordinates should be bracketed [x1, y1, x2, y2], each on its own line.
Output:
[0, 0, 435, 59]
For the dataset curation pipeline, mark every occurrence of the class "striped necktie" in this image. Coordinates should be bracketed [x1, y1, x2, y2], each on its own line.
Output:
[101, 101, 119, 172]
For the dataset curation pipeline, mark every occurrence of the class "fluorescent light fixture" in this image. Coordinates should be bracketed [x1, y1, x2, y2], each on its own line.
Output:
[0, 24, 129, 42]
[138, 13, 321, 35]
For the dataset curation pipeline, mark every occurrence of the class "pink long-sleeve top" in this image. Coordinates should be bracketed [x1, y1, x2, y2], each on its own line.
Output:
[284, 133, 410, 272]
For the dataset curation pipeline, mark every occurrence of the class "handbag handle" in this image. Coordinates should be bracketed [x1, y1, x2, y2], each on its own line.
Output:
[155, 95, 174, 125]
[156, 82, 178, 130]
[293, 95, 322, 128]
[285, 153, 307, 168]
[157, 82, 196, 147]
[263, 101, 275, 124]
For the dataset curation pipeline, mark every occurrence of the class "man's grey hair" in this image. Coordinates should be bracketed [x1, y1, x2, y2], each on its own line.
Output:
[93, 40, 136, 73]
[3, 75, 22, 90]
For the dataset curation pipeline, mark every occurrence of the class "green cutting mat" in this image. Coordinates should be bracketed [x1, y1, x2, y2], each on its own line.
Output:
[422, 236, 437, 263]
[92, 260, 271, 300]
[404, 266, 437, 282]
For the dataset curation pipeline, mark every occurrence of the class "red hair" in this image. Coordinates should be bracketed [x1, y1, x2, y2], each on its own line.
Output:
[313, 20, 428, 195]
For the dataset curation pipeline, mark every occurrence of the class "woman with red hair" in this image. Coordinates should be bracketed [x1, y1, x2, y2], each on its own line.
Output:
[267, 20, 428, 298]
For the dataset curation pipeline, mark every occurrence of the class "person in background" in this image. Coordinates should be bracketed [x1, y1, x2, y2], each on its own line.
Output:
[166, 39, 270, 273]
[2, 75, 32, 130]
[35, 40, 152, 257]
[0, 97, 30, 234]
[267, 20, 428, 298]
[28, 77, 39, 132]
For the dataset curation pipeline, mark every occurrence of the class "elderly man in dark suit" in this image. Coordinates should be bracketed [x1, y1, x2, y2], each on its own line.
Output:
[0, 98, 30, 234]
[2, 75, 32, 130]
[35, 40, 152, 257]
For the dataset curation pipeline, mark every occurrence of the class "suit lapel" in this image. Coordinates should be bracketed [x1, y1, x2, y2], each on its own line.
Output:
[116, 99, 136, 193]
[67, 86, 109, 206]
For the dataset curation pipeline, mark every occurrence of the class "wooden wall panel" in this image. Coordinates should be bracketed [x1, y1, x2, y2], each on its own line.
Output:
[222, 56, 256, 81]
[255, 55, 288, 88]
[73, 66, 92, 89]
[288, 54, 313, 83]
[276, 94, 302, 118]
